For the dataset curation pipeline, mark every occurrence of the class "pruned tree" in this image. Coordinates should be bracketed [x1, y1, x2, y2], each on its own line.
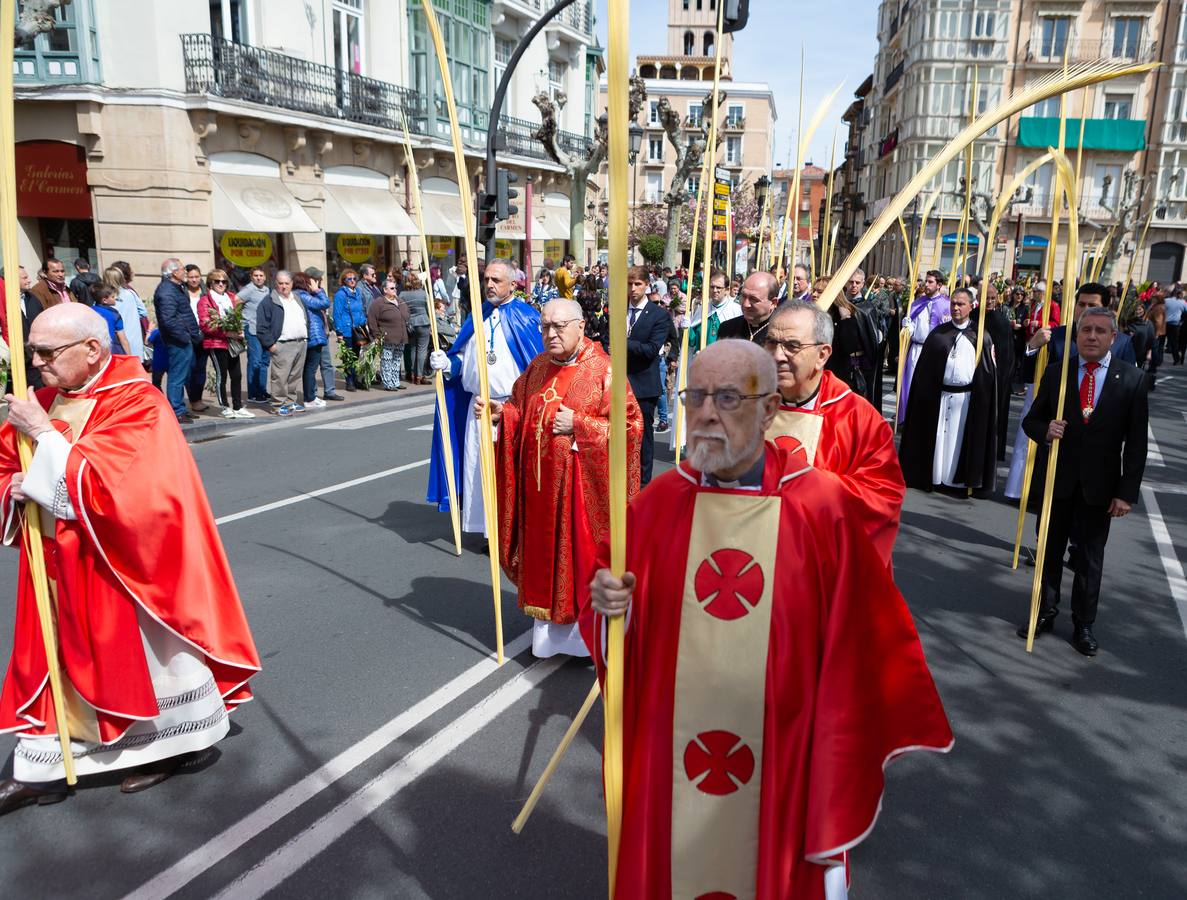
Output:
[1095, 169, 1147, 282]
[15, 0, 72, 45]
[657, 90, 727, 269]
[532, 75, 648, 258]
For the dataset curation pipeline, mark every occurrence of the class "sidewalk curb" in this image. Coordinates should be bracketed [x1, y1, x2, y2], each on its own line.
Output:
[181, 387, 436, 442]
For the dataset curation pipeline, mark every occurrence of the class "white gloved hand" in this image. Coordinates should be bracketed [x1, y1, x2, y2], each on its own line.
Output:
[429, 349, 450, 372]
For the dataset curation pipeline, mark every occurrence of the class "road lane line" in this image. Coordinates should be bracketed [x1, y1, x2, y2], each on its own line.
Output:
[309, 404, 434, 430]
[1141, 487, 1187, 643]
[1147, 424, 1164, 466]
[124, 629, 533, 900]
[214, 459, 429, 525]
[211, 656, 565, 900]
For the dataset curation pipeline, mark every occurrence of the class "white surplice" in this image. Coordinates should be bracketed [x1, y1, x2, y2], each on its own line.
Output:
[460, 306, 523, 535]
[932, 321, 976, 488]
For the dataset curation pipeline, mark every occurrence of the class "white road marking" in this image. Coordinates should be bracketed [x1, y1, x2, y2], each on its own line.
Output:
[1141, 487, 1187, 643]
[197, 396, 432, 440]
[1142, 481, 1187, 495]
[310, 404, 434, 430]
[1158, 376, 1172, 384]
[209, 656, 564, 900]
[124, 630, 534, 900]
[409, 423, 434, 431]
[1147, 424, 1164, 466]
[214, 459, 429, 525]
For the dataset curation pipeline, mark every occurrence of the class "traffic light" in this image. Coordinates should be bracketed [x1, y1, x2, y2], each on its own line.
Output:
[477, 192, 498, 247]
[496, 167, 520, 221]
[722, 0, 749, 33]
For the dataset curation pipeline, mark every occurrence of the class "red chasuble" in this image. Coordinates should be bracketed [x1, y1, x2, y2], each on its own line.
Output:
[766, 370, 904, 567]
[580, 444, 952, 899]
[496, 337, 642, 624]
[0, 356, 261, 742]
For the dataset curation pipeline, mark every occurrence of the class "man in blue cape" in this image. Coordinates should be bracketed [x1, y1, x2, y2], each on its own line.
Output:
[428, 259, 542, 535]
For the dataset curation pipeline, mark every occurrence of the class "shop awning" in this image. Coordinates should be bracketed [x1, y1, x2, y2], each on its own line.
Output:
[535, 204, 594, 242]
[210, 173, 320, 233]
[418, 192, 467, 237]
[1016, 117, 1146, 152]
[323, 184, 418, 237]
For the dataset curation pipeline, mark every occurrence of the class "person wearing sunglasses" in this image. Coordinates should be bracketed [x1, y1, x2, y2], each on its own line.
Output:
[474, 298, 642, 659]
[197, 268, 252, 419]
[333, 268, 370, 391]
[763, 300, 904, 568]
[0, 302, 261, 810]
[584, 338, 951, 899]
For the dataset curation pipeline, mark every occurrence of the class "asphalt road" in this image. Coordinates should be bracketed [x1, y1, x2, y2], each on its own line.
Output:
[0, 369, 1184, 899]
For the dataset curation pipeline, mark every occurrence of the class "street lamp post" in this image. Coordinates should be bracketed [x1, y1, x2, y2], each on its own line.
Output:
[754, 173, 770, 269]
[628, 121, 643, 264]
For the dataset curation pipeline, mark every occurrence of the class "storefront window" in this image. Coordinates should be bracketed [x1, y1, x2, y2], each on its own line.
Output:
[214, 230, 279, 290]
[325, 233, 387, 285]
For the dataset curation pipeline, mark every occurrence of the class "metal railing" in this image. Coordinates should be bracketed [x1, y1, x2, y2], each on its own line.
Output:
[1026, 37, 1158, 64]
[181, 34, 589, 162]
[884, 60, 904, 93]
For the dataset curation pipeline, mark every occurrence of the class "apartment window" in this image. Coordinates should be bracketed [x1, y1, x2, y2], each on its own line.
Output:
[684, 30, 694, 55]
[1103, 92, 1133, 120]
[726, 104, 744, 127]
[494, 35, 513, 86]
[648, 136, 664, 162]
[408, 0, 490, 134]
[972, 10, 995, 39]
[14, 0, 99, 83]
[1112, 17, 1142, 58]
[703, 31, 714, 57]
[645, 173, 664, 203]
[333, 0, 364, 75]
[688, 102, 703, 126]
[687, 174, 701, 196]
[549, 59, 565, 100]
[1039, 17, 1070, 59]
[1029, 96, 1060, 117]
[1095, 164, 1123, 207]
[726, 135, 742, 165]
[1025, 161, 1053, 206]
[210, 0, 251, 44]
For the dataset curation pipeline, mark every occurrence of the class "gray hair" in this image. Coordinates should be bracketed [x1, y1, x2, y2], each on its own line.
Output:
[485, 258, 515, 280]
[161, 258, 181, 277]
[793, 263, 810, 277]
[274, 270, 293, 282]
[1080, 306, 1117, 332]
[771, 299, 834, 345]
[542, 298, 583, 320]
[851, 267, 865, 280]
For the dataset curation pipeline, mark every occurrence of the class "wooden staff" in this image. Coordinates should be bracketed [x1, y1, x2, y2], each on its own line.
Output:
[821, 129, 837, 274]
[754, 177, 771, 272]
[420, 0, 504, 661]
[1012, 79, 1071, 571]
[511, 680, 600, 834]
[398, 112, 461, 557]
[892, 190, 940, 428]
[953, 70, 977, 286]
[697, 0, 727, 353]
[1025, 151, 1079, 651]
[0, 0, 77, 785]
[605, 0, 631, 890]
[1090, 222, 1118, 283]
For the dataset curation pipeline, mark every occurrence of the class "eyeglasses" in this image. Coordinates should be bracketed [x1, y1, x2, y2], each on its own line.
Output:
[210, 279, 228, 285]
[28, 338, 88, 362]
[540, 319, 582, 334]
[344, 277, 357, 283]
[763, 338, 823, 357]
[678, 388, 771, 411]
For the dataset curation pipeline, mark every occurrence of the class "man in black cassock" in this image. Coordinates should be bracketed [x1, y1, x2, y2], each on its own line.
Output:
[976, 281, 1014, 461]
[899, 288, 998, 494]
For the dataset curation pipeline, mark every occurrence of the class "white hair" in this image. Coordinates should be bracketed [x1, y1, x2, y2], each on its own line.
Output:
[542, 298, 583, 320]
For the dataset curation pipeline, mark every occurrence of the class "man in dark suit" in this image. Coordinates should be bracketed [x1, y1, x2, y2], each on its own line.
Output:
[1026, 281, 1136, 365]
[606, 265, 670, 485]
[1020, 306, 1148, 656]
[718, 271, 778, 344]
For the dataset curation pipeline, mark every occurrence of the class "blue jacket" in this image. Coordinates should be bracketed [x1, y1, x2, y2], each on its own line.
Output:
[298, 288, 331, 346]
[256, 291, 310, 348]
[333, 285, 368, 336]
[153, 276, 200, 346]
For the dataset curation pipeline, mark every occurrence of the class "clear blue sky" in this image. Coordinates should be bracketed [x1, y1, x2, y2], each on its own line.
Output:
[593, 0, 880, 170]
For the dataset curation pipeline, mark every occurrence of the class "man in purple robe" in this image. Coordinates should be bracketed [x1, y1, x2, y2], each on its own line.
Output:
[899, 269, 951, 423]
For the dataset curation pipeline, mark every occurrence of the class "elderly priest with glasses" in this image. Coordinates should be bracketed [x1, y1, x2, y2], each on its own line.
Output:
[480, 298, 642, 658]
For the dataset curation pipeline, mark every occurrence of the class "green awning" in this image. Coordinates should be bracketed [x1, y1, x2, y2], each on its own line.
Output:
[1017, 117, 1146, 152]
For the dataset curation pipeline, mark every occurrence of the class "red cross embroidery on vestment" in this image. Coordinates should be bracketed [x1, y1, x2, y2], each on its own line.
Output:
[694, 549, 765, 620]
[683, 730, 756, 795]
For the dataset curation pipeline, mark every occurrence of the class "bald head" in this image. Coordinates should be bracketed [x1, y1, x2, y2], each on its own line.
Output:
[739, 272, 779, 327]
[542, 298, 582, 320]
[28, 303, 112, 391]
[690, 339, 778, 396]
[540, 297, 586, 360]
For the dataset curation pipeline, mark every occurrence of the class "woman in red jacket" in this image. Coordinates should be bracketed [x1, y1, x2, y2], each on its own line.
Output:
[198, 268, 253, 419]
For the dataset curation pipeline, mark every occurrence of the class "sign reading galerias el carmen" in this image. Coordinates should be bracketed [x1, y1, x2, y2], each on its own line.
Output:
[15, 140, 92, 220]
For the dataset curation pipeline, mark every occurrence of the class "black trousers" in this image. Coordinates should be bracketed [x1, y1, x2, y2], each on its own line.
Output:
[187, 345, 208, 403]
[209, 347, 242, 410]
[637, 396, 657, 486]
[1040, 485, 1112, 625]
[1167, 322, 1184, 364]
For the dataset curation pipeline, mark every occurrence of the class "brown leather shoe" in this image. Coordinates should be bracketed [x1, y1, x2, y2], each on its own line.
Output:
[120, 756, 183, 794]
[0, 778, 67, 815]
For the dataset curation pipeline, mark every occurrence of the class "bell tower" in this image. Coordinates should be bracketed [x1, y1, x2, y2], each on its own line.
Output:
[667, 0, 735, 65]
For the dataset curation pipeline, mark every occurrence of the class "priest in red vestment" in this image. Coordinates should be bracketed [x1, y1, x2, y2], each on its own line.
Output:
[485, 299, 642, 658]
[583, 340, 952, 900]
[763, 301, 905, 566]
[0, 304, 260, 813]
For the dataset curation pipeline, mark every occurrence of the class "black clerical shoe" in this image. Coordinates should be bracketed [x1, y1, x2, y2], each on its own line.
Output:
[1016, 612, 1056, 640]
[1072, 623, 1099, 657]
[0, 778, 67, 815]
[120, 754, 187, 793]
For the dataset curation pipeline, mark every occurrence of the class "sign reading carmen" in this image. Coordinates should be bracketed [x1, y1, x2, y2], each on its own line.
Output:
[15, 140, 92, 220]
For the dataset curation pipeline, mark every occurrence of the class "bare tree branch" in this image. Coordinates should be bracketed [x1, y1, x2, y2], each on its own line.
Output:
[15, 0, 71, 45]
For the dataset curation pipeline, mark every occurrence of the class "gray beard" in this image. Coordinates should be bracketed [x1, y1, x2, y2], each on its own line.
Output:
[689, 428, 764, 476]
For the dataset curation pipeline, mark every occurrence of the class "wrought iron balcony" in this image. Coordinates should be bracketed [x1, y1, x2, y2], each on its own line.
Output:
[883, 60, 904, 93]
[181, 34, 589, 163]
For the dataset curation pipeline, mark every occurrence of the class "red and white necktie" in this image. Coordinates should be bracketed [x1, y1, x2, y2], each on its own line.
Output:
[1079, 361, 1100, 422]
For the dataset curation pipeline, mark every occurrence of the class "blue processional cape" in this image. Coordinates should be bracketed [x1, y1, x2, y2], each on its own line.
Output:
[427, 298, 543, 512]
